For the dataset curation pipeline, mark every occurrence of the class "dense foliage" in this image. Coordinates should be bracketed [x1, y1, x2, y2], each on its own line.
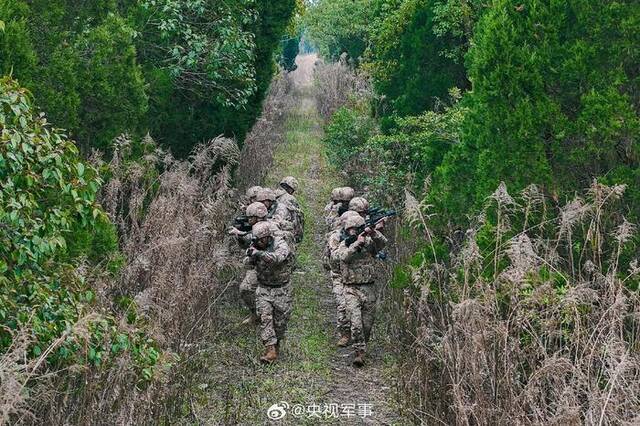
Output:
[433, 0, 640, 219]
[311, 0, 639, 224]
[0, 77, 158, 376]
[303, 0, 375, 62]
[310, 1, 640, 422]
[0, 0, 297, 156]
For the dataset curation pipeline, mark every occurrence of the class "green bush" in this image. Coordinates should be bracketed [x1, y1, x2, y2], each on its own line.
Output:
[280, 36, 300, 72]
[366, 0, 483, 116]
[0, 1, 36, 84]
[365, 94, 466, 196]
[304, 0, 375, 61]
[75, 14, 148, 151]
[432, 0, 640, 223]
[0, 1, 297, 156]
[323, 106, 377, 169]
[0, 78, 157, 377]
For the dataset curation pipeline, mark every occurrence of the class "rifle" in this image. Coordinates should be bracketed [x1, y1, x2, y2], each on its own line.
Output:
[233, 215, 253, 233]
[343, 209, 397, 247]
[367, 207, 385, 216]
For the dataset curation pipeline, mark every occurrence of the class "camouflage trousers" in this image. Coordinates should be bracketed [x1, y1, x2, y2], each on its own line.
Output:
[344, 283, 377, 352]
[330, 272, 350, 335]
[239, 269, 258, 314]
[256, 285, 293, 346]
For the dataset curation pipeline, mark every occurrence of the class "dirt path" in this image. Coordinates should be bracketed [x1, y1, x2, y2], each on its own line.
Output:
[190, 55, 407, 425]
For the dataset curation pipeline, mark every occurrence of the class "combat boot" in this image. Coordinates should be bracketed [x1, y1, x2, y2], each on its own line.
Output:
[353, 349, 365, 367]
[260, 345, 278, 364]
[337, 332, 351, 347]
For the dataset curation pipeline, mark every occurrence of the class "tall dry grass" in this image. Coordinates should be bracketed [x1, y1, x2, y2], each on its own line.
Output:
[3, 63, 295, 425]
[398, 181, 640, 425]
[235, 71, 294, 191]
[3, 134, 242, 425]
[101, 134, 238, 346]
[313, 57, 371, 122]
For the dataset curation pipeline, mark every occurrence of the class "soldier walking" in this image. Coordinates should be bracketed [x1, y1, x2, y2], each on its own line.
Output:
[276, 176, 305, 243]
[245, 221, 294, 363]
[333, 214, 387, 367]
[229, 202, 274, 325]
[255, 188, 296, 250]
[324, 187, 355, 230]
[324, 210, 361, 347]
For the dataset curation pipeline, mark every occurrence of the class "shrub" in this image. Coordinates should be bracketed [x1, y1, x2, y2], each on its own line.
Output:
[74, 14, 148, 152]
[1, 1, 298, 155]
[434, 0, 640, 224]
[0, 78, 160, 423]
[280, 35, 300, 72]
[323, 106, 377, 170]
[363, 93, 465, 200]
[304, 0, 374, 61]
[365, 0, 483, 116]
[399, 182, 640, 423]
[0, 77, 103, 354]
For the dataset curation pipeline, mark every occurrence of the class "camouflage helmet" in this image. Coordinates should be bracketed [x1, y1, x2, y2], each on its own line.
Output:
[349, 196, 369, 213]
[246, 202, 268, 218]
[246, 186, 263, 200]
[343, 214, 365, 230]
[280, 176, 299, 192]
[339, 210, 360, 226]
[256, 188, 276, 202]
[252, 221, 273, 239]
[331, 186, 355, 202]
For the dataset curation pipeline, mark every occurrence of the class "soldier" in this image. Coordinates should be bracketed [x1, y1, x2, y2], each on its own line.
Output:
[229, 202, 271, 325]
[247, 185, 263, 204]
[324, 187, 355, 230]
[238, 185, 263, 211]
[245, 221, 294, 363]
[324, 210, 361, 347]
[275, 176, 305, 243]
[275, 176, 300, 209]
[348, 196, 369, 219]
[334, 214, 387, 367]
[256, 187, 297, 249]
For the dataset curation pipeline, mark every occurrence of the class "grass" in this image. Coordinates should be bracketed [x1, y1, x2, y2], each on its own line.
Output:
[180, 64, 407, 426]
[184, 82, 345, 425]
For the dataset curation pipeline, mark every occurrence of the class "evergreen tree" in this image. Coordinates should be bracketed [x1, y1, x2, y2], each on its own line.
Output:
[433, 0, 640, 220]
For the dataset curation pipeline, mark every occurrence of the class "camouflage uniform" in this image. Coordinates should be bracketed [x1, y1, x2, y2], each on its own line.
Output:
[245, 224, 294, 347]
[323, 202, 341, 230]
[239, 185, 263, 211]
[276, 176, 301, 210]
[239, 269, 258, 315]
[324, 187, 354, 230]
[335, 226, 387, 353]
[276, 177, 305, 244]
[234, 203, 281, 316]
[348, 196, 369, 218]
[323, 211, 361, 338]
[326, 229, 350, 336]
[257, 188, 297, 251]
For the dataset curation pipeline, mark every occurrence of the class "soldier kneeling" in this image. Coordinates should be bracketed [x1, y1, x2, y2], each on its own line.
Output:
[244, 221, 294, 364]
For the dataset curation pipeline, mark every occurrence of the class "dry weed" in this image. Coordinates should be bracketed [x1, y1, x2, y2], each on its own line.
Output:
[399, 182, 640, 425]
